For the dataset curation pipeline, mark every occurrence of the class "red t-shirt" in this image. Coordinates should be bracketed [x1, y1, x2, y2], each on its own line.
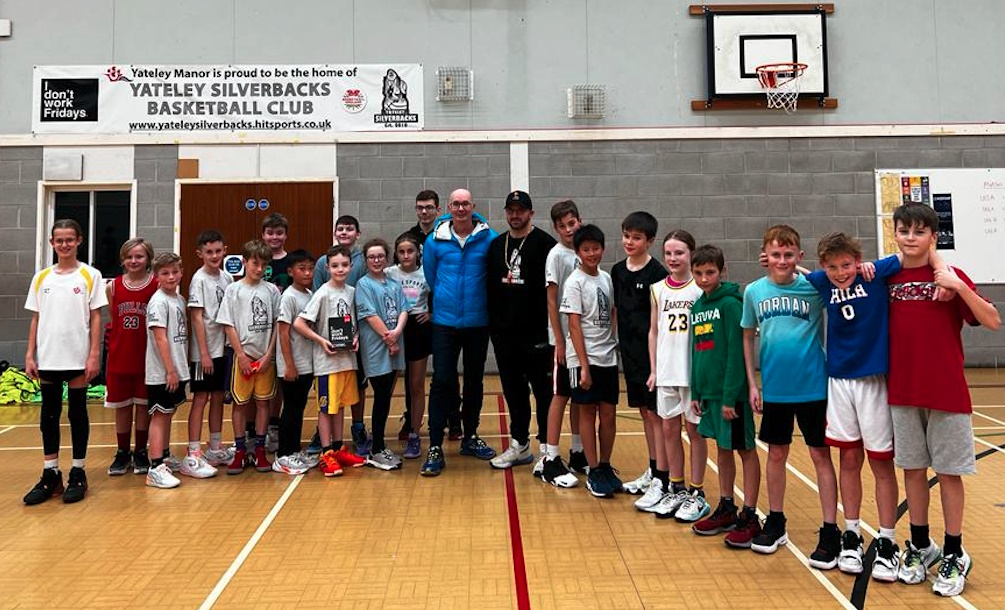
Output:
[106, 274, 159, 375]
[887, 265, 979, 413]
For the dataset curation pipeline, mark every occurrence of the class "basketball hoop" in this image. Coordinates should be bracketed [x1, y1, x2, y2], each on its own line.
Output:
[756, 62, 808, 114]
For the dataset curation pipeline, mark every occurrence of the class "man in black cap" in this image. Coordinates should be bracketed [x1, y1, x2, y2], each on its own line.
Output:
[487, 190, 558, 469]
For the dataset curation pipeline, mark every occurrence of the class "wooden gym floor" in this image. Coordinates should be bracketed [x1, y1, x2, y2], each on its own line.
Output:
[1, 371, 1004, 610]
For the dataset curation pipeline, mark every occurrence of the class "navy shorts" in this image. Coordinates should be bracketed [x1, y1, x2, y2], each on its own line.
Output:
[569, 365, 620, 406]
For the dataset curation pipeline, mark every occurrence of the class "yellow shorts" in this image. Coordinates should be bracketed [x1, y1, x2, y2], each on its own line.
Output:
[315, 371, 359, 415]
[230, 359, 277, 405]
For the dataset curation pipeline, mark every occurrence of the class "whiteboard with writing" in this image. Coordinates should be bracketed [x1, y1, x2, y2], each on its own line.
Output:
[875, 168, 1005, 284]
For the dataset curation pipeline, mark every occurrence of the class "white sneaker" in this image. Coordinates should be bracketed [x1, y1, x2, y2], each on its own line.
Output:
[622, 467, 652, 494]
[541, 456, 579, 488]
[634, 479, 665, 511]
[899, 539, 942, 585]
[146, 463, 181, 489]
[530, 446, 546, 480]
[672, 490, 710, 523]
[653, 488, 691, 519]
[163, 454, 182, 473]
[293, 451, 319, 470]
[490, 440, 533, 469]
[272, 453, 310, 475]
[266, 427, 279, 453]
[180, 454, 218, 479]
[367, 448, 403, 471]
[933, 550, 972, 597]
[204, 446, 235, 466]
[871, 537, 900, 583]
[838, 531, 865, 575]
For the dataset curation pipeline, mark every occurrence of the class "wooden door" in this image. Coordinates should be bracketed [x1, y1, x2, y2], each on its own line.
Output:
[179, 181, 334, 289]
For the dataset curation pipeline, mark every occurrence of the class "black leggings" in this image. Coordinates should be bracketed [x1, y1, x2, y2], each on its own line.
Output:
[369, 372, 397, 453]
[278, 375, 313, 457]
[40, 383, 89, 460]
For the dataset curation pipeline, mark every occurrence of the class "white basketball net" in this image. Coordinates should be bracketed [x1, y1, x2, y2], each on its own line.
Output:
[756, 63, 807, 114]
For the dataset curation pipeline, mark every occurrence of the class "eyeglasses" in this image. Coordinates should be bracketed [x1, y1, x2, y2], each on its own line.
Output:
[366, 254, 387, 261]
[415, 204, 438, 212]
[450, 200, 473, 208]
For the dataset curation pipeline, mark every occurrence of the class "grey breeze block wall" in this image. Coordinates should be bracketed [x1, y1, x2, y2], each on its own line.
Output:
[135, 145, 179, 254]
[527, 137, 1005, 367]
[0, 146, 42, 364]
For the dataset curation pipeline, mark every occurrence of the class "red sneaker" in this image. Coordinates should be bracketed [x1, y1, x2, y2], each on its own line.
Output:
[724, 510, 762, 548]
[334, 447, 366, 468]
[227, 448, 247, 475]
[692, 500, 737, 536]
[253, 445, 272, 473]
[319, 450, 344, 477]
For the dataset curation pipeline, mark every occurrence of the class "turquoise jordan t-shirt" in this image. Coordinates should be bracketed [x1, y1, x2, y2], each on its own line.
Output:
[741, 274, 826, 402]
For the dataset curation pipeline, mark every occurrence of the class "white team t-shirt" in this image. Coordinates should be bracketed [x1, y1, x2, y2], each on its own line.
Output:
[545, 243, 580, 346]
[277, 286, 313, 378]
[215, 280, 281, 361]
[24, 263, 108, 371]
[188, 267, 233, 361]
[145, 289, 191, 385]
[298, 283, 357, 376]
[560, 268, 617, 369]
[651, 277, 703, 387]
[384, 265, 429, 314]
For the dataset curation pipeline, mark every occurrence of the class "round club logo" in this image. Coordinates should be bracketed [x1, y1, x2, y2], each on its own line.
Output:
[342, 88, 367, 114]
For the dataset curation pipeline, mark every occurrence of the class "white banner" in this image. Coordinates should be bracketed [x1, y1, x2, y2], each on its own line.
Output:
[32, 64, 424, 134]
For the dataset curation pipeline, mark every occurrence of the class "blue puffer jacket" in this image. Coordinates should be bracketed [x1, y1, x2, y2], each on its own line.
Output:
[423, 212, 498, 328]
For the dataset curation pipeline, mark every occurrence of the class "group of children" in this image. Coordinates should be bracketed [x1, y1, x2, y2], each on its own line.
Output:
[20, 194, 998, 599]
[523, 201, 997, 599]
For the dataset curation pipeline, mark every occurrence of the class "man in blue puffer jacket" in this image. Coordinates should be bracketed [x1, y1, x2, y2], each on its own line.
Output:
[420, 188, 499, 476]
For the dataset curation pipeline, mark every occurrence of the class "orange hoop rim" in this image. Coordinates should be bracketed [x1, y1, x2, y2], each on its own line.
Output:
[755, 62, 808, 76]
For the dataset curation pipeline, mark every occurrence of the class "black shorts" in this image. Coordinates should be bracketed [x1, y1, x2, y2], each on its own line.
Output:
[189, 356, 228, 393]
[758, 399, 828, 447]
[38, 369, 86, 384]
[355, 351, 368, 390]
[147, 382, 188, 415]
[626, 380, 657, 411]
[552, 358, 572, 398]
[404, 313, 432, 362]
[570, 365, 620, 406]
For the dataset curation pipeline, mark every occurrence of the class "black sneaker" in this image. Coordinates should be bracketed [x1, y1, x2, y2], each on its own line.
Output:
[600, 464, 622, 492]
[872, 537, 901, 582]
[63, 467, 88, 504]
[542, 456, 579, 488]
[751, 514, 789, 554]
[133, 448, 151, 474]
[23, 468, 64, 505]
[568, 450, 588, 474]
[107, 449, 132, 476]
[808, 525, 841, 570]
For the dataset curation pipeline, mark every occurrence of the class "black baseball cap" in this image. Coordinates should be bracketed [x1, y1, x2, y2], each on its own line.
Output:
[505, 190, 533, 210]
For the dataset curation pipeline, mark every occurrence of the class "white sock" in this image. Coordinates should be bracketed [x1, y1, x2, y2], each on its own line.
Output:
[209, 433, 222, 450]
[570, 434, 583, 452]
[43, 459, 58, 470]
[545, 444, 559, 459]
[71, 458, 85, 469]
[188, 441, 201, 455]
[845, 519, 861, 535]
[879, 527, 896, 541]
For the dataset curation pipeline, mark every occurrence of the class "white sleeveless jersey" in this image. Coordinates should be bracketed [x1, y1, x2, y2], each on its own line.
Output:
[651, 277, 703, 387]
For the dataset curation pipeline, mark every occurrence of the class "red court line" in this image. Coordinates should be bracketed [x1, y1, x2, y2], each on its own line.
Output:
[496, 394, 531, 610]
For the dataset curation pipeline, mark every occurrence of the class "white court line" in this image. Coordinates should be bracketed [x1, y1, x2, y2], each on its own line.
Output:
[682, 436, 855, 610]
[973, 411, 1005, 428]
[975, 436, 1005, 456]
[0, 426, 16, 436]
[198, 473, 305, 610]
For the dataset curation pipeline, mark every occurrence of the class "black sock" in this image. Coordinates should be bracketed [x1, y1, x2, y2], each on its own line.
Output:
[689, 485, 705, 498]
[768, 511, 786, 527]
[823, 521, 839, 532]
[322, 445, 332, 454]
[152, 456, 164, 468]
[268, 416, 280, 428]
[944, 533, 963, 557]
[720, 496, 736, 510]
[742, 505, 757, 518]
[333, 440, 343, 451]
[910, 523, 931, 549]
[648, 458, 657, 473]
[653, 469, 669, 487]
[669, 478, 686, 495]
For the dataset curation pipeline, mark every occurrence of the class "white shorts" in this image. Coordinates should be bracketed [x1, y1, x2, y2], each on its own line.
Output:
[657, 386, 699, 425]
[825, 375, 893, 459]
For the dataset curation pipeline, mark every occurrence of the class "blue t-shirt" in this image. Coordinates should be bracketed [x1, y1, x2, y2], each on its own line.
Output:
[807, 255, 901, 379]
[355, 274, 407, 377]
[741, 274, 826, 402]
